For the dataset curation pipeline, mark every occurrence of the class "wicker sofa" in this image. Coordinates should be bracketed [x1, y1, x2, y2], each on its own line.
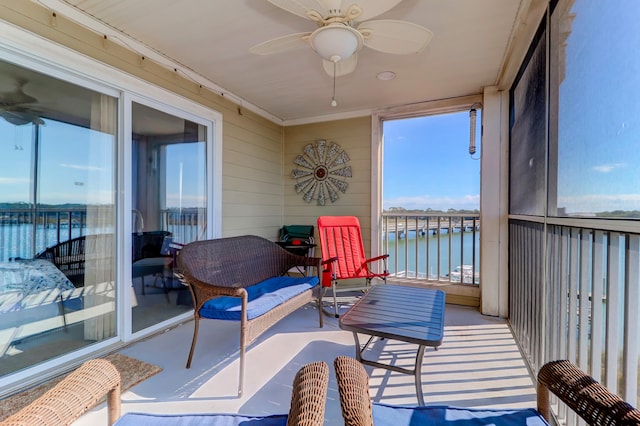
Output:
[176, 235, 324, 396]
[0, 358, 329, 426]
[333, 355, 640, 426]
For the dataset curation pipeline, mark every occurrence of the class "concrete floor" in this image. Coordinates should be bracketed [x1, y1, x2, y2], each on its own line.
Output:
[75, 300, 537, 425]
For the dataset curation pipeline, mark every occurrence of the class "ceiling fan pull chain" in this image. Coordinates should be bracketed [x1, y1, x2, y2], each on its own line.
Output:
[331, 61, 337, 107]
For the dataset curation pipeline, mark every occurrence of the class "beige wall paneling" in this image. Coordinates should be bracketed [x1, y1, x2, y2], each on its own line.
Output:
[284, 116, 372, 254]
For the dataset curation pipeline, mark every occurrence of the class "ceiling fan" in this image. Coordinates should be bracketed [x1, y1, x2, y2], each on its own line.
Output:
[250, 0, 433, 78]
[0, 79, 44, 126]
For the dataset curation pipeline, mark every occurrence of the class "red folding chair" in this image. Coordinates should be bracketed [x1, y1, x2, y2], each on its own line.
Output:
[317, 216, 389, 317]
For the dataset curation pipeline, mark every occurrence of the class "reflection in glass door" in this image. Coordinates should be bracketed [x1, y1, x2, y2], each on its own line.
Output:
[131, 102, 205, 333]
[0, 59, 117, 376]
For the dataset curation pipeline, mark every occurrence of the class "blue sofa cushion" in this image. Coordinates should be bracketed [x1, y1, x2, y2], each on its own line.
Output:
[372, 404, 549, 425]
[199, 275, 319, 321]
[115, 412, 288, 425]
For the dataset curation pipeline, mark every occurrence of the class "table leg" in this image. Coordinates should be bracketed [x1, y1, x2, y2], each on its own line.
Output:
[351, 331, 429, 406]
[414, 345, 426, 406]
[352, 332, 363, 361]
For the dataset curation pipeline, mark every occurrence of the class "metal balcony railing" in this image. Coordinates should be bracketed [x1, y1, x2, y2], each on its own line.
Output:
[509, 218, 640, 415]
[0, 206, 203, 262]
[381, 212, 480, 285]
[0, 207, 92, 261]
[160, 208, 205, 244]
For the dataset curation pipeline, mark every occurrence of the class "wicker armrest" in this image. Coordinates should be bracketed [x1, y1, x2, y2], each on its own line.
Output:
[1, 358, 121, 426]
[334, 356, 375, 426]
[537, 360, 640, 425]
[287, 361, 329, 426]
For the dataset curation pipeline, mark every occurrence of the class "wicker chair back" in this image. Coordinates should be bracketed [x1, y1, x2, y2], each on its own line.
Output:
[177, 235, 302, 289]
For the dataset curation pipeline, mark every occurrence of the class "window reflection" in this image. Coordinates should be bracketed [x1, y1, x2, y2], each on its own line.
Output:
[131, 102, 203, 333]
[0, 60, 117, 375]
[550, 1, 640, 217]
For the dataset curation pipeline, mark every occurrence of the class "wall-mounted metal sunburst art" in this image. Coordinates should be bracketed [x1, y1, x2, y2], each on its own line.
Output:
[290, 139, 352, 205]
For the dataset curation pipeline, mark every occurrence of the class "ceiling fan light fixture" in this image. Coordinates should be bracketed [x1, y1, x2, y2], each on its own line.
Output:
[310, 24, 363, 62]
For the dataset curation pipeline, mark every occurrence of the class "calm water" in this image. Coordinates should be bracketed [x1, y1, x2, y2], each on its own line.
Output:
[384, 230, 480, 281]
[0, 223, 95, 261]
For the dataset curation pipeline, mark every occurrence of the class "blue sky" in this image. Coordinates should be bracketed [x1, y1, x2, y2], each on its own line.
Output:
[0, 119, 115, 205]
[2, 111, 481, 211]
[0, 118, 205, 208]
[383, 111, 481, 211]
[555, 1, 640, 213]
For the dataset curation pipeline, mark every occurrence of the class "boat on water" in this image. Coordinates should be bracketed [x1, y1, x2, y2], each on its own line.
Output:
[449, 265, 479, 283]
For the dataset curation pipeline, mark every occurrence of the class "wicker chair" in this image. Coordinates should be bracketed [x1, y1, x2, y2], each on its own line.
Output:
[35, 234, 115, 288]
[333, 356, 640, 426]
[35, 235, 88, 287]
[114, 360, 329, 425]
[0, 358, 121, 426]
[537, 360, 640, 425]
[2, 359, 329, 426]
[176, 235, 323, 396]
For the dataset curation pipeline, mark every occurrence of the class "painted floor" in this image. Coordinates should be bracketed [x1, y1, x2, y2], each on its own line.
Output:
[75, 300, 536, 425]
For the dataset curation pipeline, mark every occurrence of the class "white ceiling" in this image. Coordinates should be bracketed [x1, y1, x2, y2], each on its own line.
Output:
[49, 0, 526, 124]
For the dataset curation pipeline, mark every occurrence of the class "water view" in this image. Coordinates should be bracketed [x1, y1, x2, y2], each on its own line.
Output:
[384, 229, 480, 284]
[0, 223, 92, 261]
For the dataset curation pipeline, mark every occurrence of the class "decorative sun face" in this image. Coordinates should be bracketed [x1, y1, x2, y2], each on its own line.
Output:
[290, 139, 352, 205]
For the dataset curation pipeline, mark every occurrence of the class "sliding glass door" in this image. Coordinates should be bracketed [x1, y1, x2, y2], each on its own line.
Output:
[0, 59, 117, 376]
[0, 33, 219, 390]
[130, 102, 206, 333]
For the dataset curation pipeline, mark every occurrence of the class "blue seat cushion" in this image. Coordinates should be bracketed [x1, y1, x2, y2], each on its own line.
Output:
[199, 276, 319, 321]
[114, 412, 288, 425]
[372, 404, 549, 425]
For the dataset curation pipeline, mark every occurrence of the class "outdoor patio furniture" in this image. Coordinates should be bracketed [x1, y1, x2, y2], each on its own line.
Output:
[1, 358, 329, 426]
[35, 234, 115, 288]
[131, 230, 172, 262]
[35, 235, 90, 287]
[333, 355, 640, 426]
[276, 225, 316, 275]
[131, 231, 174, 297]
[316, 216, 389, 317]
[339, 284, 446, 406]
[0, 259, 82, 340]
[115, 360, 330, 425]
[0, 358, 121, 426]
[175, 235, 323, 396]
[277, 225, 316, 257]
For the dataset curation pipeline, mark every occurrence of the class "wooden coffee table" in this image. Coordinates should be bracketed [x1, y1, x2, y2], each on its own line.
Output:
[339, 284, 446, 405]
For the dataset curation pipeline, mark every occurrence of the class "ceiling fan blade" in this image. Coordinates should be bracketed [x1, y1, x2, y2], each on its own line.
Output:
[266, 0, 329, 21]
[358, 20, 433, 54]
[0, 91, 37, 106]
[0, 80, 38, 106]
[250, 32, 311, 55]
[0, 109, 43, 126]
[322, 54, 358, 77]
[266, 0, 402, 23]
[347, 0, 403, 22]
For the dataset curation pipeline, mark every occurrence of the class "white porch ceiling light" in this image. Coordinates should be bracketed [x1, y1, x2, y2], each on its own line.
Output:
[310, 23, 363, 63]
[310, 23, 364, 108]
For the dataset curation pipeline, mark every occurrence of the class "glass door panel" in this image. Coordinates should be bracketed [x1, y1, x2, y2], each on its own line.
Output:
[0, 59, 117, 375]
[131, 102, 204, 333]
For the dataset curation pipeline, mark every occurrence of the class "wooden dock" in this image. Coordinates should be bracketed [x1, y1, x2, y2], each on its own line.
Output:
[384, 218, 479, 238]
